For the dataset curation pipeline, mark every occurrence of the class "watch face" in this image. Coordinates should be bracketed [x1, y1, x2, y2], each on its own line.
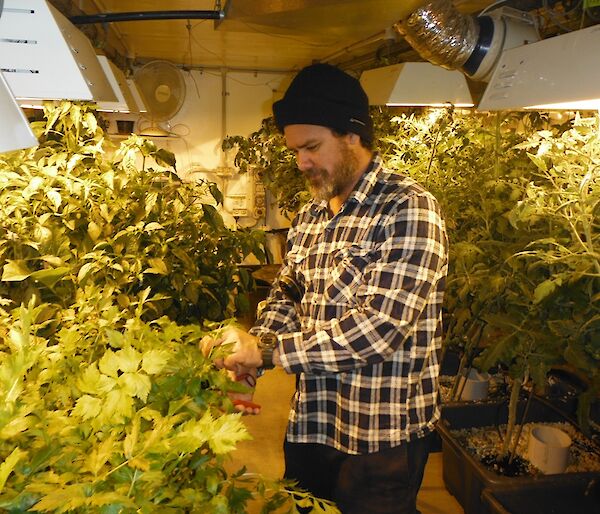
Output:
[259, 332, 278, 348]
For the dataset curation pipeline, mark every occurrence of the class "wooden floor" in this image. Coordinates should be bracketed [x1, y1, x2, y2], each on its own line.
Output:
[228, 368, 464, 514]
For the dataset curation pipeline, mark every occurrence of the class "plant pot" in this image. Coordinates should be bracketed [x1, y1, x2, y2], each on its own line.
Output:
[527, 425, 571, 474]
[437, 397, 600, 514]
[480, 475, 600, 514]
[457, 369, 491, 401]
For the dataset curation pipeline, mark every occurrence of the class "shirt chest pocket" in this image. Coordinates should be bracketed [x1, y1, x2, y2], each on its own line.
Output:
[324, 244, 376, 304]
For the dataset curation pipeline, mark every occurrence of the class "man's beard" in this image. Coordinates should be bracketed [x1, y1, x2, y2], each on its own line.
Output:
[305, 142, 359, 202]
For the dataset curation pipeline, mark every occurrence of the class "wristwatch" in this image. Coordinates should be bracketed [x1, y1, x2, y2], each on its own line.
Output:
[257, 331, 278, 373]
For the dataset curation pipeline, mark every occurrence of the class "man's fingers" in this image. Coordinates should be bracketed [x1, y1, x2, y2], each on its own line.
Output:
[233, 402, 261, 415]
[202, 327, 257, 372]
[222, 355, 242, 374]
[200, 330, 238, 358]
[199, 336, 216, 357]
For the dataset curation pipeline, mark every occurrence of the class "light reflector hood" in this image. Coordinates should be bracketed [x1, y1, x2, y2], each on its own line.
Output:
[96, 56, 138, 112]
[0, 0, 116, 102]
[360, 62, 474, 107]
[126, 79, 147, 113]
[478, 25, 600, 111]
[0, 72, 38, 153]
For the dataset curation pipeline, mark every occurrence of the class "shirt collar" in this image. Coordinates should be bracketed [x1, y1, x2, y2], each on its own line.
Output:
[347, 153, 381, 206]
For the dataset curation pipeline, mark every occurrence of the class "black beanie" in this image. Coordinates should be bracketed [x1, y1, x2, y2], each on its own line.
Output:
[273, 63, 373, 145]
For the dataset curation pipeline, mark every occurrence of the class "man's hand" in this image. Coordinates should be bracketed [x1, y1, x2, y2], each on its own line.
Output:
[207, 326, 263, 374]
[200, 327, 263, 415]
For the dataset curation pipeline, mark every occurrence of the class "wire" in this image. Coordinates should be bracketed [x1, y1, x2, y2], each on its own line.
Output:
[584, 3, 600, 22]
[192, 19, 208, 30]
[542, 0, 584, 32]
[561, 0, 584, 15]
[189, 30, 226, 65]
[186, 69, 202, 100]
[186, 19, 194, 68]
[479, 0, 510, 16]
[169, 123, 191, 137]
[179, 17, 226, 67]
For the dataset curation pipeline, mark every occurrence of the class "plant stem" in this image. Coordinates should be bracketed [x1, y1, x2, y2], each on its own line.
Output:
[127, 469, 139, 498]
[425, 118, 444, 187]
[501, 377, 522, 457]
[450, 351, 469, 401]
[494, 113, 501, 178]
[450, 321, 484, 401]
[508, 385, 534, 464]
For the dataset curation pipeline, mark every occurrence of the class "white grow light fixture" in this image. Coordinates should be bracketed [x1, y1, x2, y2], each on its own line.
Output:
[96, 55, 138, 113]
[0, 71, 38, 153]
[360, 62, 474, 107]
[0, 0, 116, 104]
[478, 24, 600, 111]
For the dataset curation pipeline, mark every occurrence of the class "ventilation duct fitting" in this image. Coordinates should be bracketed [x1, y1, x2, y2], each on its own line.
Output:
[395, 0, 540, 81]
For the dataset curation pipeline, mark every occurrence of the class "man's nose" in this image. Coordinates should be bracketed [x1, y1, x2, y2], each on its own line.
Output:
[296, 151, 312, 172]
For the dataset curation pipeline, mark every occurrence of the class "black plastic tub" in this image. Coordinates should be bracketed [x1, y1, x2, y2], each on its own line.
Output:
[480, 475, 600, 514]
[436, 397, 600, 514]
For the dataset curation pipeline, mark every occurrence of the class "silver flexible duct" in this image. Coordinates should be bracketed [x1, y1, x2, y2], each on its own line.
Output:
[394, 0, 479, 70]
[394, 0, 539, 81]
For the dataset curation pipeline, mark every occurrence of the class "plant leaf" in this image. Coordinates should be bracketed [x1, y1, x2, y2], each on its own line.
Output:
[72, 394, 103, 421]
[30, 267, 70, 288]
[2, 260, 32, 281]
[154, 148, 177, 168]
[145, 257, 168, 275]
[141, 349, 170, 375]
[533, 279, 557, 304]
[0, 448, 26, 493]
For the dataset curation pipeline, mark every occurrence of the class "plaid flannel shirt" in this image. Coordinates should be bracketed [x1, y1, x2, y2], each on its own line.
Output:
[252, 155, 448, 454]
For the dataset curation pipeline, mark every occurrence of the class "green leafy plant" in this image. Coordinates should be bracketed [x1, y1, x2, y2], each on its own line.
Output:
[381, 107, 599, 457]
[0, 292, 338, 513]
[0, 102, 266, 324]
[382, 109, 541, 384]
[222, 117, 309, 217]
[0, 103, 339, 513]
[497, 113, 600, 433]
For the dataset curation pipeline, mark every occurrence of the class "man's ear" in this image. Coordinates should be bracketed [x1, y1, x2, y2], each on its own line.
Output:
[347, 132, 361, 146]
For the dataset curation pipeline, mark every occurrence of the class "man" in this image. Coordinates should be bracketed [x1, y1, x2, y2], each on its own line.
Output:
[214, 63, 448, 514]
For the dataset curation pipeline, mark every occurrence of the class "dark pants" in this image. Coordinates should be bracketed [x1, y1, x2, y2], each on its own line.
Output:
[284, 434, 432, 514]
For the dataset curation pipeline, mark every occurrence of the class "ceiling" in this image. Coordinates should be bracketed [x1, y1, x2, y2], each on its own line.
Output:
[47, 0, 491, 72]
[48, 0, 598, 75]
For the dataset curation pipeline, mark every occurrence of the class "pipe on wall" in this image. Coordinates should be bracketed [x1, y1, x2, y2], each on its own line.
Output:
[70, 10, 224, 25]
